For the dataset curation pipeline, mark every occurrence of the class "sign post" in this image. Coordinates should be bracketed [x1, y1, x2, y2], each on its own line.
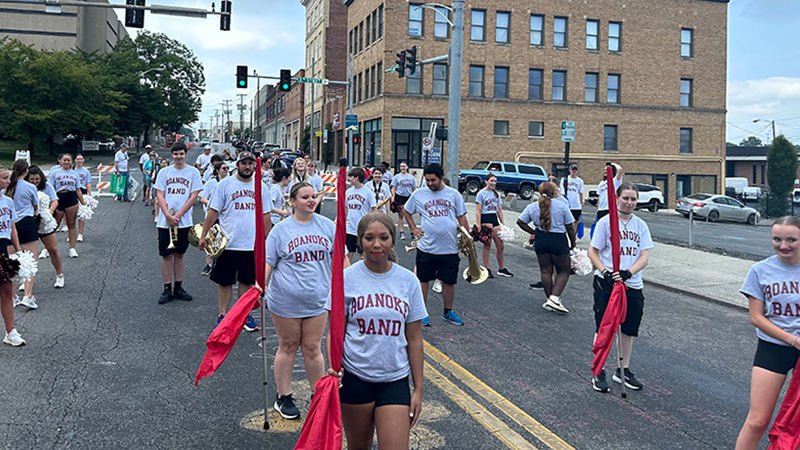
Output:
[561, 121, 576, 193]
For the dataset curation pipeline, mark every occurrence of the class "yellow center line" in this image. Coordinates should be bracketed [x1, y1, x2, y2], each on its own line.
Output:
[424, 340, 576, 450]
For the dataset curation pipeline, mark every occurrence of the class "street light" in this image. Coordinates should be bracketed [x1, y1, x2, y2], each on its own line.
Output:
[753, 119, 777, 142]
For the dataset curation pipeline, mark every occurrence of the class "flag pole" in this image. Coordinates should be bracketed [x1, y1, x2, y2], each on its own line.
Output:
[260, 291, 271, 429]
[606, 163, 627, 400]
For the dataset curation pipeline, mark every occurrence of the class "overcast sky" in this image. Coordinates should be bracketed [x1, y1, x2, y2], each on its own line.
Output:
[117, 0, 800, 145]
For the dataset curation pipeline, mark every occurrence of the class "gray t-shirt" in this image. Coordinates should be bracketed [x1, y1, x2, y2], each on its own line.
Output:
[404, 185, 468, 255]
[590, 214, 654, 289]
[364, 180, 391, 214]
[48, 168, 80, 192]
[0, 196, 17, 240]
[475, 189, 501, 216]
[391, 173, 417, 197]
[519, 198, 575, 234]
[309, 174, 324, 193]
[266, 214, 336, 318]
[10, 180, 39, 220]
[208, 176, 272, 251]
[154, 165, 203, 229]
[345, 185, 376, 235]
[325, 261, 427, 383]
[75, 168, 92, 190]
[741, 255, 800, 346]
[269, 183, 286, 225]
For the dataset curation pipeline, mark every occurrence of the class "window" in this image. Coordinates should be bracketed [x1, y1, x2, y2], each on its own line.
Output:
[554, 17, 568, 47]
[366, 14, 371, 45]
[530, 14, 544, 46]
[432, 63, 448, 95]
[434, 6, 449, 38]
[494, 67, 509, 98]
[377, 62, 382, 94]
[681, 28, 693, 57]
[493, 120, 509, 136]
[607, 74, 620, 103]
[378, 4, 384, 38]
[528, 69, 543, 100]
[358, 22, 363, 52]
[409, 4, 423, 36]
[680, 128, 693, 153]
[349, 30, 353, 55]
[496, 11, 510, 43]
[364, 67, 370, 99]
[471, 9, 486, 41]
[528, 122, 544, 137]
[370, 66, 376, 97]
[406, 66, 421, 94]
[680, 78, 693, 107]
[519, 165, 546, 176]
[372, 10, 377, 42]
[604, 125, 618, 151]
[357, 73, 362, 102]
[586, 19, 599, 50]
[585, 72, 598, 102]
[552, 70, 566, 101]
[469, 65, 484, 97]
[609, 21, 621, 52]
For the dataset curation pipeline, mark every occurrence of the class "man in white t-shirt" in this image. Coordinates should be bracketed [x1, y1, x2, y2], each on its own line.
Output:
[591, 163, 623, 239]
[195, 145, 212, 172]
[114, 143, 130, 201]
[155, 142, 203, 305]
[200, 151, 272, 332]
[344, 167, 377, 260]
[560, 164, 585, 226]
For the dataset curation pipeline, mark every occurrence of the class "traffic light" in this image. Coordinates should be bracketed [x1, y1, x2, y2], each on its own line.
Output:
[279, 69, 291, 92]
[125, 0, 145, 29]
[395, 50, 407, 79]
[220, 0, 231, 31]
[353, 135, 361, 146]
[406, 46, 417, 76]
[236, 65, 248, 89]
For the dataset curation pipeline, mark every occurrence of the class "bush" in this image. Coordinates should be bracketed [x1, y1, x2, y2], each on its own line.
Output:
[760, 192, 790, 218]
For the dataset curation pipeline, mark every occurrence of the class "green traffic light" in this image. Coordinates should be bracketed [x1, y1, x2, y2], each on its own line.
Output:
[282, 84, 289, 90]
[239, 80, 246, 87]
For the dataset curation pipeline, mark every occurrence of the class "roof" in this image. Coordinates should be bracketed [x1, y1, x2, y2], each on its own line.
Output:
[726, 146, 768, 158]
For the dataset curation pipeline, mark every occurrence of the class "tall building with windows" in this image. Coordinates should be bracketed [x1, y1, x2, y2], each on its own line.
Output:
[344, 0, 729, 205]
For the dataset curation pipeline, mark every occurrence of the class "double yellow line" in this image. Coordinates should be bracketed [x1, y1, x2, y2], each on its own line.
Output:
[424, 341, 575, 450]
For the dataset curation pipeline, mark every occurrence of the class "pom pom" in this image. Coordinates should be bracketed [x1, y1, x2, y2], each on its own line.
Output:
[497, 224, 516, 242]
[470, 225, 492, 245]
[77, 203, 94, 221]
[0, 254, 20, 283]
[9, 251, 37, 282]
[84, 195, 99, 210]
[36, 191, 57, 235]
[570, 248, 594, 276]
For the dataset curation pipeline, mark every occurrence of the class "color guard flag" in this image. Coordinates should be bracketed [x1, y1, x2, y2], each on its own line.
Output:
[768, 356, 800, 449]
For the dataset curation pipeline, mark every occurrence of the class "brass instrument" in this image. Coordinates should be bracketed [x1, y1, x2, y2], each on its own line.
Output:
[404, 237, 419, 254]
[188, 223, 228, 259]
[376, 195, 392, 211]
[457, 225, 489, 284]
[167, 208, 178, 250]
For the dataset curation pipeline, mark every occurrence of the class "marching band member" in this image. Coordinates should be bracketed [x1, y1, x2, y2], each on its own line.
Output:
[390, 161, 416, 241]
[365, 166, 391, 215]
[0, 166, 25, 346]
[6, 161, 39, 309]
[200, 151, 271, 331]
[26, 166, 64, 288]
[48, 154, 85, 258]
[198, 161, 229, 276]
[591, 163, 623, 239]
[402, 163, 469, 327]
[307, 161, 324, 214]
[327, 212, 425, 449]
[202, 154, 223, 183]
[154, 142, 203, 305]
[345, 168, 377, 261]
[287, 157, 309, 193]
[475, 173, 513, 279]
[265, 182, 348, 420]
[270, 169, 291, 225]
[74, 154, 91, 242]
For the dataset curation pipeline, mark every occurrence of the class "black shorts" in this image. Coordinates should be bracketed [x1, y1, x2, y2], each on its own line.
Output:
[593, 276, 645, 337]
[534, 230, 570, 256]
[210, 250, 256, 287]
[80, 188, 87, 195]
[416, 250, 459, 285]
[395, 194, 410, 206]
[570, 209, 582, 222]
[480, 213, 499, 227]
[57, 191, 78, 211]
[595, 210, 609, 221]
[753, 339, 800, 375]
[0, 238, 9, 256]
[157, 227, 190, 257]
[16, 216, 38, 245]
[339, 369, 411, 407]
[346, 234, 361, 254]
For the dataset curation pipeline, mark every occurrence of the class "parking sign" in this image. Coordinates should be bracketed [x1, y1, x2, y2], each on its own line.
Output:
[561, 121, 576, 142]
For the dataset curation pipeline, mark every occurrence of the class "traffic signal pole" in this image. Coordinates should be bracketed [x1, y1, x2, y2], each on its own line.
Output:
[348, 53, 354, 168]
[446, 0, 464, 184]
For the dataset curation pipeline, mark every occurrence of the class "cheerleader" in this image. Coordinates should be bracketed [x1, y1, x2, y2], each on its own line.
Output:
[364, 167, 391, 214]
[327, 212, 425, 449]
[736, 216, 800, 449]
[0, 166, 25, 346]
[6, 161, 39, 309]
[48, 154, 85, 258]
[198, 161, 228, 276]
[26, 166, 64, 288]
[74, 154, 91, 242]
[390, 161, 416, 240]
[269, 168, 291, 225]
[265, 182, 349, 420]
[475, 173, 513, 279]
[307, 161, 324, 213]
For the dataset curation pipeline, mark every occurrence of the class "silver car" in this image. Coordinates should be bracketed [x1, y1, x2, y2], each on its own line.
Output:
[676, 193, 760, 225]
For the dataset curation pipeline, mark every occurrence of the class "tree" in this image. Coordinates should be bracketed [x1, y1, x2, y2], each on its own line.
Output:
[766, 135, 797, 217]
[300, 127, 310, 154]
[739, 136, 764, 147]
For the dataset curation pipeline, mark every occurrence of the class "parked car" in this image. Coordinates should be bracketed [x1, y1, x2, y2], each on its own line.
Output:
[675, 193, 760, 225]
[634, 183, 665, 212]
[458, 161, 548, 200]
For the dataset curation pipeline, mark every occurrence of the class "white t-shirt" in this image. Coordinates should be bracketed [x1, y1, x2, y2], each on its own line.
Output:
[266, 214, 336, 318]
[590, 214, 654, 289]
[269, 184, 287, 224]
[364, 180, 391, 213]
[404, 185, 468, 255]
[196, 153, 212, 170]
[741, 255, 800, 346]
[115, 150, 129, 172]
[42, 184, 57, 203]
[154, 165, 203, 229]
[9, 180, 38, 220]
[475, 189, 501, 216]
[47, 168, 80, 192]
[208, 176, 272, 251]
[325, 261, 427, 383]
[382, 171, 393, 186]
[345, 185, 377, 235]
[138, 153, 150, 167]
[559, 176, 584, 210]
[309, 174, 324, 193]
[391, 173, 417, 197]
[0, 196, 17, 240]
[519, 198, 574, 234]
[597, 176, 623, 212]
[75, 168, 92, 190]
[203, 164, 215, 183]
[200, 177, 219, 215]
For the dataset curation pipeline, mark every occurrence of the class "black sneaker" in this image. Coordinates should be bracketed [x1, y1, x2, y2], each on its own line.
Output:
[592, 370, 610, 393]
[529, 281, 544, 289]
[613, 367, 643, 390]
[158, 290, 172, 304]
[487, 269, 494, 279]
[172, 286, 193, 302]
[201, 264, 212, 276]
[274, 394, 301, 420]
[497, 268, 514, 278]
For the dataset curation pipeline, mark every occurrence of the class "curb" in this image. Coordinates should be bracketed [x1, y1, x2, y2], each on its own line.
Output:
[643, 279, 748, 312]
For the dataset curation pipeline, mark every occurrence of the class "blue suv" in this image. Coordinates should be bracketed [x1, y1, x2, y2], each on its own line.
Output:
[458, 161, 549, 200]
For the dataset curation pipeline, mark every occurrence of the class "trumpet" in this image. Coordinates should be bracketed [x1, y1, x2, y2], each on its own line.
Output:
[404, 236, 419, 254]
[167, 208, 178, 250]
[188, 223, 228, 259]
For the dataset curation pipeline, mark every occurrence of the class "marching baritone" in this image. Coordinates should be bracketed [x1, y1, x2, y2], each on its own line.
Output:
[365, 166, 391, 214]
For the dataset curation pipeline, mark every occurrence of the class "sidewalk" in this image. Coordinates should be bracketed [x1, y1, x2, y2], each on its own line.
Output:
[466, 201, 752, 310]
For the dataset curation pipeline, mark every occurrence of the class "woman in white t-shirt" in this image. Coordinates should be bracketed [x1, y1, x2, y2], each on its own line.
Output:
[736, 216, 800, 449]
[74, 155, 92, 243]
[475, 173, 513, 279]
[327, 212, 425, 449]
[26, 166, 64, 288]
[307, 161, 324, 213]
[269, 168, 291, 225]
[48, 153, 85, 258]
[286, 157, 309, 193]
[0, 166, 24, 346]
[390, 161, 416, 240]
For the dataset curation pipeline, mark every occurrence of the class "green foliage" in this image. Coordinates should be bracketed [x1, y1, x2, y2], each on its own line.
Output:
[300, 127, 310, 154]
[740, 136, 764, 147]
[322, 123, 334, 166]
[767, 135, 797, 196]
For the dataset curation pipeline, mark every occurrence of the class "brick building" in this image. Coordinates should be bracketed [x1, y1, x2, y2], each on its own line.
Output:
[285, 69, 306, 151]
[344, 0, 729, 206]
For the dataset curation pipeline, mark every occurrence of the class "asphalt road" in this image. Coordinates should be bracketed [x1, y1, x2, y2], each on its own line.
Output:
[0, 146, 779, 449]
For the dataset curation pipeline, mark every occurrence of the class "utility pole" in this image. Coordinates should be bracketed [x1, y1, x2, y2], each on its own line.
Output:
[255, 69, 261, 142]
[348, 53, 354, 167]
[221, 100, 233, 141]
[446, 0, 464, 184]
[213, 109, 220, 141]
[237, 93, 247, 136]
[310, 57, 316, 160]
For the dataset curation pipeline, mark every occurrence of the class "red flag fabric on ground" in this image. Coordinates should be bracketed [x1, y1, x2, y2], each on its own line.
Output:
[294, 161, 348, 450]
[591, 167, 628, 377]
[768, 357, 800, 449]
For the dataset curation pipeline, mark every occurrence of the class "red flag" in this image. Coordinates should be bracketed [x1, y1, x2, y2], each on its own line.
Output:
[294, 161, 348, 450]
[591, 166, 628, 376]
[768, 357, 800, 449]
[255, 157, 266, 289]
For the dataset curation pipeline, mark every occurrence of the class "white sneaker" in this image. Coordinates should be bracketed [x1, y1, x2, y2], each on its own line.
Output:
[18, 282, 24, 292]
[3, 329, 25, 346]
[12, 295, 21, 307]
[69, 248, 78, 258]
[76, 234, 84, 242]
[54, 274, 65, 288]
[432, 280, 442, 293]
[39, 249, 49, 259]
[543, 295, 569, 314]
[58, 224, 67, 232]
[20, 296, 37, 310]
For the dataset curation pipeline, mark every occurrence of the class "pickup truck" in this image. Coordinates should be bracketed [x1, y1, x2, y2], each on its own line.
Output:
[458, 161, 549, 199]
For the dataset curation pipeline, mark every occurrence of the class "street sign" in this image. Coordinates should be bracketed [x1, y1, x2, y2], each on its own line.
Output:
[82, 140, 100, 152]
[15, 150, 30, 164]
[422, 136, 433, 151]
[345, 114, 358, 128]
[427, 147, 442, 165]
[297, 77, 329, 85]
[561, 121, 576, 142]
